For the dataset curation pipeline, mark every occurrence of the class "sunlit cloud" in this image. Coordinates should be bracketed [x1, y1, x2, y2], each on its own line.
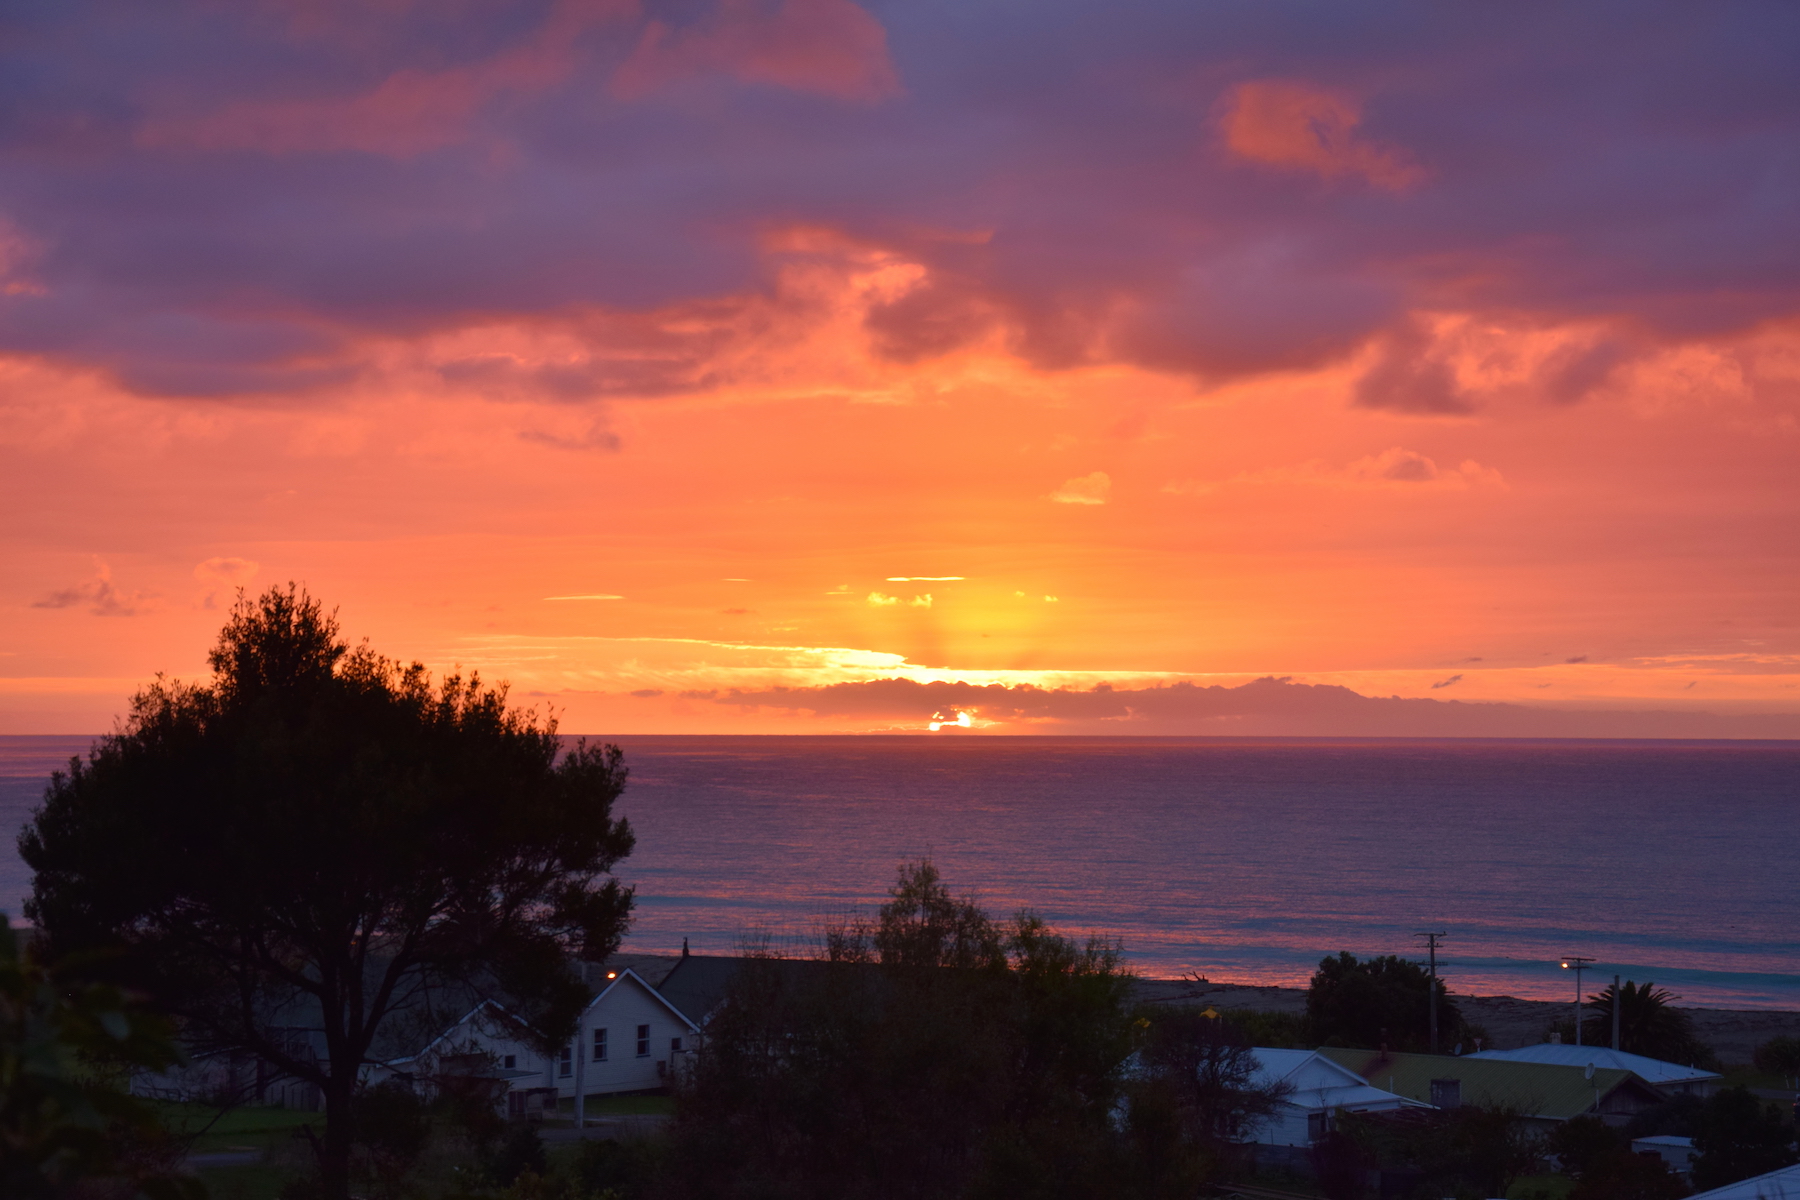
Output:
[1220, 80, 1426, 191]
[866, 592, 900, 606]
[886, 576, 963, 581]
[1048, 472, 1111, 505]
[544, 594, 625, 600]
[1164, 448, 1503, 495]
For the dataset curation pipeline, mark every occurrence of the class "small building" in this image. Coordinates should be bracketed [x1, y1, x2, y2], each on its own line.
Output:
[1245, 1048, 1433, 1147]
[1468, 1043, 1721, 1097]
[1319, 1047, 1666, 1130]
[1632, 1135, 1696, 1175]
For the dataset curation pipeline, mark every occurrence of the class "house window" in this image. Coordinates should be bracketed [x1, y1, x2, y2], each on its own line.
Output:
[1307, 1112, 1328, 1142]
[503, 1055, 516, 1069]
[1429, 1079, 1461, 1109]
[670, 1036, 683, 1053]
[636, 1024, 650, 1056]
[593, 1027, 608, 1062]
[559, 1045, 573, 1077]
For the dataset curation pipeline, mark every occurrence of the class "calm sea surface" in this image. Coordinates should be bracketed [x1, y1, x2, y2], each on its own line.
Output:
[2, 735, 1795, 1008]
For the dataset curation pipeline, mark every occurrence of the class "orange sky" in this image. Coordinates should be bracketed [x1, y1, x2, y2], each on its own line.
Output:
[3, 2, 1799, 735]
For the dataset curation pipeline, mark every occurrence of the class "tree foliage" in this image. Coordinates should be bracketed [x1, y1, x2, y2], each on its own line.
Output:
[0, 918, 202, 1200]
[1581, 981, 1716, 1067]
[665, 861, 1151, 1200]
[1339, 1104, 1540, 1199]
[1305, 952, 1465, 1051]
[1689, 1085, 1799, 1192]
[1123, 1007, 1293, 1192]
[1547, 1115, 1687, 1200]
[19, 586, 637, 1200]
[1754, 1036, 1800, 1088]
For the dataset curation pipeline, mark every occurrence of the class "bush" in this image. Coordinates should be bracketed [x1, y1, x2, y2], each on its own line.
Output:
[485, 1123, 548, 1187]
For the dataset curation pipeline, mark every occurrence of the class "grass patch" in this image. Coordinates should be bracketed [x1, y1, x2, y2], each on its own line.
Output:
[556, 1092, 675, 1116]
[1509, 1173, 1575, 1200]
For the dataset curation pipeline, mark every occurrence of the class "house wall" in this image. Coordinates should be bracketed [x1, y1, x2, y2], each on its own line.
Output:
[414, 1012, 541, 1083]
[558, 979, 694, 1098]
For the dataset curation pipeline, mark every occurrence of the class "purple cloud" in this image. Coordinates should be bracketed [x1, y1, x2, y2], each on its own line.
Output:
[0, 1, 1796, 400]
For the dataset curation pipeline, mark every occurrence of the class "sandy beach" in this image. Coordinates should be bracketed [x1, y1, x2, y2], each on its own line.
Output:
[1132, 978, 1800, 1065]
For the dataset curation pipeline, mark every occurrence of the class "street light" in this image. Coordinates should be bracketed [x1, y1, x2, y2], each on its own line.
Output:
[1561, 957, 1595, 1047]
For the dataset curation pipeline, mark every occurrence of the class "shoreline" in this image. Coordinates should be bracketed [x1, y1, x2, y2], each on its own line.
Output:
[1132, 978, 1800, 1064]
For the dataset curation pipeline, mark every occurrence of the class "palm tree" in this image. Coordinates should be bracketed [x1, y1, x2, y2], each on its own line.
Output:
[1581, 981, 1715, 1067]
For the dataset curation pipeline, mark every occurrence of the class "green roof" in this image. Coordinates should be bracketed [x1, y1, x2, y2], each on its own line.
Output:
[1319, 1047, 1662, 1121]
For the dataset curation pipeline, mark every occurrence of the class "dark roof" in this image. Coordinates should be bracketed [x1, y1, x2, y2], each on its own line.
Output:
[1320, 1047, 1665, 1120]
[653, 954, 849, 1026]
[654, 955, 753, 1025]
[585, 953, 683, 990]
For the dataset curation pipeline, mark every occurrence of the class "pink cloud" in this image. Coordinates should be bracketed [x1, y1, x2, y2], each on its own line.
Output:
[1220, 80, 1426, 191]
[32, 560, 158, 617]
[611, 0, 901, 103]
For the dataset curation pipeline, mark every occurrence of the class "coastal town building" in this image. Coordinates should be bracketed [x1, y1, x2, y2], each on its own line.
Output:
[556, 967, 700, 1101]
[1318, 1047, 1666, 1129]
[1465, 1042, 1721, 1097]
[1245, 1048, 1432, 1148]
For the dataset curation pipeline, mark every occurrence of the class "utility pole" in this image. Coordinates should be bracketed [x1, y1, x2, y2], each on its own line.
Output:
[1561, 957, 1595, 1047]
[1417, 931, 1446, 1054]
[1612, 974, 1622, 1051]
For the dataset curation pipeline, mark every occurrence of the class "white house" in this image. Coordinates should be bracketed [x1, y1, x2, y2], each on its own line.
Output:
[1466, 1043, 1721, 1097]
[369, 999, 551, 1115]
[555, 967, 701, 1101]
[1245, 1048, 1432, 1147]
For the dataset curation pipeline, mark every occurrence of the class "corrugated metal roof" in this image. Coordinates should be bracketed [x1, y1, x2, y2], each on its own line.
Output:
[1468, 1043, 1720, 1086]
[1319, 1047, 1660, 1120]
[1688, 1162, 1800, 1200]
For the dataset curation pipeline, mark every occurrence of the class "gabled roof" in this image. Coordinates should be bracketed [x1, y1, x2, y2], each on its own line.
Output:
[380, 998, 529, 1068]
[1320, 1047, 1663, 1121]
[1249, 1048, 1370, 1090]
[1249, 1048, 1432, 1115]
[1688, 1162, 1800, 1200]
[586, 967, 701, 1033]
[1467, 1043, 1721, 1087]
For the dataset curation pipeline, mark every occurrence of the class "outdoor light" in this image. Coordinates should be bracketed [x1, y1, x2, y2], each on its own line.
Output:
[1561, 956, 1595, 1046]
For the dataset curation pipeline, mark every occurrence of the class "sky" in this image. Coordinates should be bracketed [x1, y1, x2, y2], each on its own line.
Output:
[3, 0, 1799, 736]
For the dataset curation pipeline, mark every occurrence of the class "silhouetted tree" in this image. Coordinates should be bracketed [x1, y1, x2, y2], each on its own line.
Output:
[1582, 981, 1716, 1067]
[1689, 1086, 1799, 1191]
[19, 586, 636, 1200]
[1340, 1104, 1539, 1200]
[1123, 1007, 1292, 1189]
[1754, 1036, 1800, 1090]
[666, 862, 1139, 1200]
[1546, 1113, 1686, 1200]
[1305, 952, 1464, 1051]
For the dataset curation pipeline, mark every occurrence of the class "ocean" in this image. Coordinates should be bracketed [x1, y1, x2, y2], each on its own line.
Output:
[3, 734, 1795, 1009]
